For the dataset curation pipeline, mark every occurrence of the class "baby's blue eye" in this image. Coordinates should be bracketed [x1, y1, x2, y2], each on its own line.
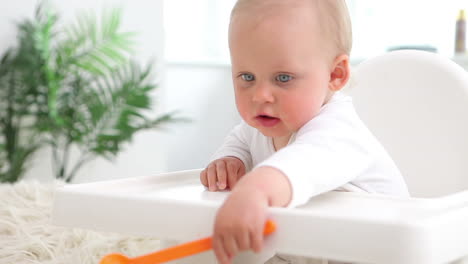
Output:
[276, 74, 293, 83]
[241, 73, 255, 82]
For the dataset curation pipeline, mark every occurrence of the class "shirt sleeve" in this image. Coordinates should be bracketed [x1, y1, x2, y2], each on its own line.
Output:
[210, 121, 254, 171]
[256, 111, 372, 207]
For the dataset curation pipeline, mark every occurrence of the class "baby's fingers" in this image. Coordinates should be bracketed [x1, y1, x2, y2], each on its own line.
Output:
[237, 229, 251, 251]
[226, 162, 238, 188]
[200, 169, 208, 187]
[216, 161, 228, 190]
[213, 235, 232, 264]
[250, 225, 264, 253]
[207, 164, 218, 191]
[223, 235, 239, 262]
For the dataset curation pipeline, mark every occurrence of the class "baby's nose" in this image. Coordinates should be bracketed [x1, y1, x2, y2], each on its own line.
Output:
[252, 83, 275, 103]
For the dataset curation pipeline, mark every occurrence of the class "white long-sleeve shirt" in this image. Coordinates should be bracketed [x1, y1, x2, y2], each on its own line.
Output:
[211, 92, 409, 207]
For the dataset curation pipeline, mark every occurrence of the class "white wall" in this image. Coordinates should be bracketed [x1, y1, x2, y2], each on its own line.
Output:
[162, 63, 240, 172]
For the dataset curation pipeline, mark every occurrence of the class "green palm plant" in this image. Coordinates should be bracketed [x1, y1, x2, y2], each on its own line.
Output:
[0, 3, 181, 183]
[0, 50, 41, 183]
[0, 6, 52, 182]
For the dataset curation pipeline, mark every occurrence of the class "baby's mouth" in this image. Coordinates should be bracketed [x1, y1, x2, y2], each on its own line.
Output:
[255, 115, 280, 127]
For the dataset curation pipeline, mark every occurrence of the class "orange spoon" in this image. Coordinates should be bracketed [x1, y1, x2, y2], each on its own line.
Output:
[99, 220, 276, 264]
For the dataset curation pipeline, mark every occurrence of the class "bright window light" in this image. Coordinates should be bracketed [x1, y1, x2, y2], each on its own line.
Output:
[163, 0, 236, 64]
[163, 0, 468, 64]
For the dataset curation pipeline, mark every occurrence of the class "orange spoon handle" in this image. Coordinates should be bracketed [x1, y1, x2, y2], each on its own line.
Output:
[132, 220, 276, 264]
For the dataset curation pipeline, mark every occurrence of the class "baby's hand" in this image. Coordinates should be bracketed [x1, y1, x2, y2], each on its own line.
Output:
[200, 157, 246, 191]
[212, 185, 269, 264]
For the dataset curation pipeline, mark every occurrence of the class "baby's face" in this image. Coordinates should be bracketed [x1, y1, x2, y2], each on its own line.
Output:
[229, 5, 335, 139]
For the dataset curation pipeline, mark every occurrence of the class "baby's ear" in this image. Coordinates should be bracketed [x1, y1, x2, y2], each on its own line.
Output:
[329, 54, 350, 92]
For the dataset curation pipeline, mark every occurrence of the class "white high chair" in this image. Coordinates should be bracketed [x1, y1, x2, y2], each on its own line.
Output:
[348, 50, 468, 199]
[53, 50, 468, 264]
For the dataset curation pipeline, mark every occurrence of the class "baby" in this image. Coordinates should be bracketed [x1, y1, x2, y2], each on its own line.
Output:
[200, 0, 409, 263]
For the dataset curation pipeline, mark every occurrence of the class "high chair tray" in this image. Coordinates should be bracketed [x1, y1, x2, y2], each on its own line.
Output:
[52, 169, 468, 264]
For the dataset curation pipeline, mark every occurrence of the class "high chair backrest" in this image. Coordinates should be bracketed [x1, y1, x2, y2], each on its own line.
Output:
[348, 50, 468, 198]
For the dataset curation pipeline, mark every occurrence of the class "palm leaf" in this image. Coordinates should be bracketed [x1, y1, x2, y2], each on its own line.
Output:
[57, 7, 133, 78]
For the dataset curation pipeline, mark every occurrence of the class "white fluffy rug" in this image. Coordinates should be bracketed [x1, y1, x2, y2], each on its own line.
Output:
[0, 180, 161, 264]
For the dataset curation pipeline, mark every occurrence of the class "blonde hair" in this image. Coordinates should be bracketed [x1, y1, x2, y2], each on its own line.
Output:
[230, 0, 353, 56]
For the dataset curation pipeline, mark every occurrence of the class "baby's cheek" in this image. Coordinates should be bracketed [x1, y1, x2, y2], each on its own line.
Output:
[235, 97, 251, 118]
[283, 102, 317, 130]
